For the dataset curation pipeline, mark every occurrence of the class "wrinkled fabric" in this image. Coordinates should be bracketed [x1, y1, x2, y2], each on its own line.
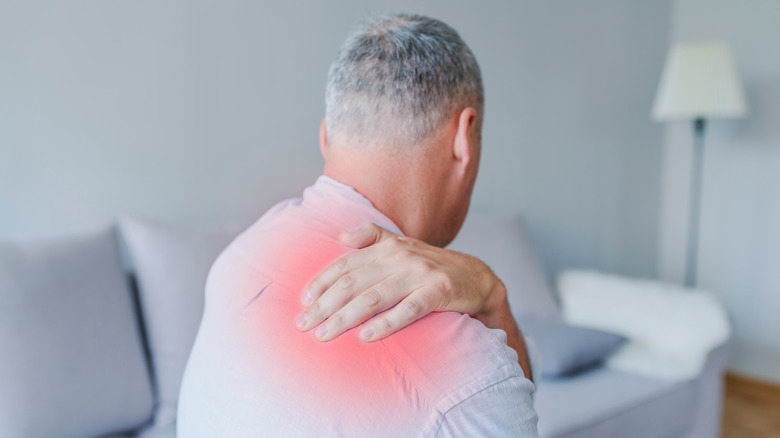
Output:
[178, 176, 539, 437]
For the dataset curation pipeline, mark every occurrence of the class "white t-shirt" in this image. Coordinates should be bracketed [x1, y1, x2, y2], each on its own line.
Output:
[177, 176, 539, 437]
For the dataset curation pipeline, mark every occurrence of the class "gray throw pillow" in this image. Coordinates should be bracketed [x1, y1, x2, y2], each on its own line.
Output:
[0, 227, 154, 438]
[118, 216, 240, 436]
[447, 214, 560, 320]
[521, 320, 627, 378]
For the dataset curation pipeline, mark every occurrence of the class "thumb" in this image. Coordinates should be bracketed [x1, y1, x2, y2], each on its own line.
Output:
[339, 223, 395, 249]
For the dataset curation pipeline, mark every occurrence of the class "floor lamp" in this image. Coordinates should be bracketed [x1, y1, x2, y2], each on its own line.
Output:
[652, 42, 748, 288]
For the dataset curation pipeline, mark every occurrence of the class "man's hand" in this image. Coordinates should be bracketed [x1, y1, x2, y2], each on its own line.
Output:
[294, 223, 503, 341]
[296, 223, 532, 379]
[294, 223, 533, 379]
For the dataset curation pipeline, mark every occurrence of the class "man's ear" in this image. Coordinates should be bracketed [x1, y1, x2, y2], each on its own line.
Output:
[452, 107, 477, 172]
[319, 117, 328, 159]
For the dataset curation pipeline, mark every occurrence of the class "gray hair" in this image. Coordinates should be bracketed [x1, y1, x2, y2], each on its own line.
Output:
[325, 14, 484, 146]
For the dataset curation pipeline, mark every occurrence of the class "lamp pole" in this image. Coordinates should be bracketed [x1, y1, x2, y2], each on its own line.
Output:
[684, 117, 707, 287]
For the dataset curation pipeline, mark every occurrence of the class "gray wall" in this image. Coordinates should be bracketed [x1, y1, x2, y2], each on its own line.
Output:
[1, 1, 670, 280]
[659, 0, 780, 383]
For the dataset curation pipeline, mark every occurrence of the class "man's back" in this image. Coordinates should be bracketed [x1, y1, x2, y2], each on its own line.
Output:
[178, 176, 538, 437]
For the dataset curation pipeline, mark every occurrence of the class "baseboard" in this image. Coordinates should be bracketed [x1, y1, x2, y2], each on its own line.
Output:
[727, 341, 780, 385]
[725, 372, 780, 396]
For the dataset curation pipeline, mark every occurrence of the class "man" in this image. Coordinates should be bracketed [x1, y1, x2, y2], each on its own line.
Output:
[178, 14, 539, 437]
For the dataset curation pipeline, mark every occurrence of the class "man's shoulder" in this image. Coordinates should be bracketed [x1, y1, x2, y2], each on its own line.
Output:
[221, 194, 343, 262]
[380, 311, 529, 413]
[205, 195, 348, 302]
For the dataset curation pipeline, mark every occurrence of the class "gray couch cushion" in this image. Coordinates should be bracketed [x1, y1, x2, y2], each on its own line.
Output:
[0, 227, 154, 438]
[521, 320, 627, 378]
[119, 216, 239, 436]
[447, 214, 560, 320]
[534, 367, 696, 438]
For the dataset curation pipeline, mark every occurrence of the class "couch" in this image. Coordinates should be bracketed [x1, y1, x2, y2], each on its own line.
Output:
[0, 214, 730, 438]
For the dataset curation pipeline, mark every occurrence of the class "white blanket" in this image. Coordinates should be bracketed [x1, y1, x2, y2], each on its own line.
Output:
[558, 270, 731, 381]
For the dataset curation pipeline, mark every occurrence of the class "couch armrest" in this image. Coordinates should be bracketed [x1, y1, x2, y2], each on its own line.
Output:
[682, 338, 731, 438]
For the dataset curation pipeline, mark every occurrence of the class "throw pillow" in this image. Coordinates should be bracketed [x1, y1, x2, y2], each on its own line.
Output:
[520, 319, 627, 378]
[0, 227, 154, 437]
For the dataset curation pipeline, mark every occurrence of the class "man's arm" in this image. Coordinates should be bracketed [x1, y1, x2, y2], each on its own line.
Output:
[475, 279, 534, 381]
[295, 223, 533, 381]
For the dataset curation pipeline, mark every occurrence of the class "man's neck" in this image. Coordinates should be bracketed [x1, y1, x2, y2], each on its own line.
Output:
[322, 151, 443, 245]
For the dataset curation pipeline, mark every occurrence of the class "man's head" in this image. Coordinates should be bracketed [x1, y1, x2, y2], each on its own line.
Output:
[325, 14, 483, 147]
[320, 14, 484, 247]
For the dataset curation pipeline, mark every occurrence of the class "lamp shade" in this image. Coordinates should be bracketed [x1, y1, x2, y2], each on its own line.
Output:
[652, 42, 748, 121]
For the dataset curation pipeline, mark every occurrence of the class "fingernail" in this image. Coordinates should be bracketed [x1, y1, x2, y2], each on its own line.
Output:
[296, 314, 307, 330]
[302, 292, 313, 306]
[315, 325, 328, 340]
[360, 326, 375, 341]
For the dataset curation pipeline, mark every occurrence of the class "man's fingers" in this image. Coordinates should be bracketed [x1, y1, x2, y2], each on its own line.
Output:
[297, 265, 388, 332]
[298, 224, 447, 343]
[339, 223, 397, 249]
[310, 276, 403, 342]
[359, 287, 438, 342]
[302, 224, 397, 306]
[301, 257, 349, 307]
[302, 248, 375, 306]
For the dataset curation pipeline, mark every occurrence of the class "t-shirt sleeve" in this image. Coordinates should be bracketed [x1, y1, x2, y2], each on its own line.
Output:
[433, 376, 540, 438]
